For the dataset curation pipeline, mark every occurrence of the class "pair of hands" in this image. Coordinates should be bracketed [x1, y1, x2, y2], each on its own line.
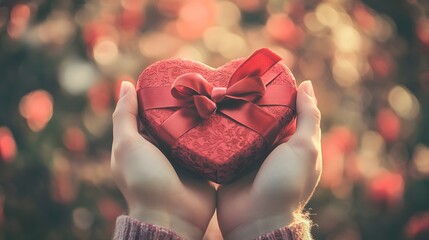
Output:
[111, 81, 322, 240]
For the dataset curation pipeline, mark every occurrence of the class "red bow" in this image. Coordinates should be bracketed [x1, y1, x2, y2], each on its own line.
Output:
[171, 73, 266, 119]
[138, 48, 296, 148]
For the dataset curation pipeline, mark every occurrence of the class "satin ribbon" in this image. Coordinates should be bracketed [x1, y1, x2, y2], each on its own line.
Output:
[137, 48, 297, 147]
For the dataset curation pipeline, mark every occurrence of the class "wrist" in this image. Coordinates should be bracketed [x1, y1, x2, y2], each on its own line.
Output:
[129, 208, 172, 229]
[224, 213, 294, 240]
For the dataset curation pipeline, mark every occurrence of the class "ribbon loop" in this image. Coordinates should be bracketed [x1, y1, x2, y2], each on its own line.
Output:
[194, 95, 217, 119]
[171, 73, 212, 101]
[226, 76, 265, 101]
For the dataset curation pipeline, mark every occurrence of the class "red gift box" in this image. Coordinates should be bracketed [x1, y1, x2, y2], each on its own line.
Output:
[137, 48, 297, 183]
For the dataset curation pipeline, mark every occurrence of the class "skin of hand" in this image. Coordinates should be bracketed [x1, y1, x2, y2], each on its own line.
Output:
[111, 81, 216, 240]
[216, 81, 322, 239]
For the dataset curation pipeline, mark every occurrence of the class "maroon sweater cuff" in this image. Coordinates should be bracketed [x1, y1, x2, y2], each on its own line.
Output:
[255, 223, 308, 240]
[254, 227, 294, 240]
[113, 215, 309, 240]
[113, 215, 183, 240]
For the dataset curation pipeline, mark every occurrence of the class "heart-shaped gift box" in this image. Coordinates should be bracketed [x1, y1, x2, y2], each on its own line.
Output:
[137, 48, 297, 183]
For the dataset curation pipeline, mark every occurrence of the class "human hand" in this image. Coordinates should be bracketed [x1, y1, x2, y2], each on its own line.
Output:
[111, 82, 216, 240]
[216, 81, 322, 239]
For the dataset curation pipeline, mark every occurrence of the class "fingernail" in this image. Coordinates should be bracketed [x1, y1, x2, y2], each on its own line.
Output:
[119, 81, 130, 98]
[303, 80, 315, 98]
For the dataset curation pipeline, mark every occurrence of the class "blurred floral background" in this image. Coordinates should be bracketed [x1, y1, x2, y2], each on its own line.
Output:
[0, 0, 429, 239]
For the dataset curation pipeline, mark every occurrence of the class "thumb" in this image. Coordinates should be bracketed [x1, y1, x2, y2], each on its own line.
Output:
[112, 81, 140, 144]
[289, 81, 321, 149]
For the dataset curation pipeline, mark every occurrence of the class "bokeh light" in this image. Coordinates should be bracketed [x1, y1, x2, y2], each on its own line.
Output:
[234, 0, 263, 12]
[413, 144, 429, 177]
[72, 207, 94, 230]
[388, 85, 420, 120]
[138, 32, 181, 59]
[87, 81, 112, 114]
[303, 12, 325, 33]
[35, 11, 76, 50]
[376, 108, 401, 142]
[19, 90, 53, 132]
[175, 0, 217, 40]
[315, 3, 340, 28]
[63, 127, 87, 153]
[266, 13, 304, 49]
[367, 171, 404, 207]
[59, 58, 99, 95]
[7, 4, 31, 39]
[406, 211, 429, 239]
[51, 151, 76, 204]
[0, 127, 17, 163]
[216, 1, 241, 27]
[93, 38, 119, 65]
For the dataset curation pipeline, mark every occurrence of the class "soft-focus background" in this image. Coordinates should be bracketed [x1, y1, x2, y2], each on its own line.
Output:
[1, 0, 429, 239]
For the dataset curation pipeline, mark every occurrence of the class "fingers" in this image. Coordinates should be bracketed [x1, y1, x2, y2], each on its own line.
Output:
[289, 81, 321, 153]
[112, 81, 141, 146]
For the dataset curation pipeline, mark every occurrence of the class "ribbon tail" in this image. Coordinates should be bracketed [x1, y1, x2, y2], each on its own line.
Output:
[256, 85, 297, 109]
[219, 102, 279, 147]
[229, 48, 282, 87]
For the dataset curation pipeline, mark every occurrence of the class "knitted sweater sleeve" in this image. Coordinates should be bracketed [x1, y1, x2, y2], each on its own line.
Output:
[113, 215, 307, 240]
[113, 216, 183, 240]
[254, 223, 308, 240]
